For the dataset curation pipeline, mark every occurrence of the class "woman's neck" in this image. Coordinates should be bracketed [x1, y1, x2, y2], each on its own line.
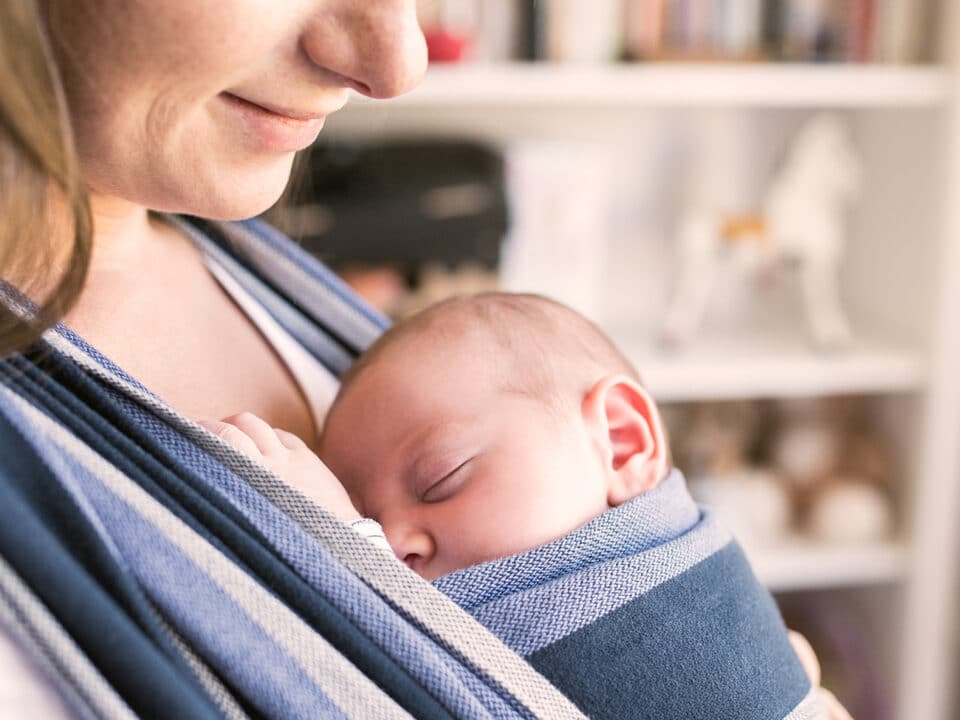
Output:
[87, 194, 182, 272]
[89, 194, 153, 253]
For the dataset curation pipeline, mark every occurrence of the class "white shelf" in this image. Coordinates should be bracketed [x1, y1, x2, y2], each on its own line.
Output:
[618, 333, 926, 402]
[348, 63, 950, 109]
[749, 538, 907, 592]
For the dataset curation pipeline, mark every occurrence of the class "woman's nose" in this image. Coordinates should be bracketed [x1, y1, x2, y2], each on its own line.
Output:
[383, 521, 435, 573]
[302, 0, 427, 100]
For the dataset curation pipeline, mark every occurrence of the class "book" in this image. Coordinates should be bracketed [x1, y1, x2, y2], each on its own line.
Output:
[438, 0, 931, 65]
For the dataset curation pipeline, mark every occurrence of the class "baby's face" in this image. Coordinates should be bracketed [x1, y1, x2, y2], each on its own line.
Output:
[320, 330, 611, 580]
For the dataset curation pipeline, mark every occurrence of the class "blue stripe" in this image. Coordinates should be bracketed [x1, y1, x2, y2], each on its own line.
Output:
[434, 470, 699, 609]
[2, 348, 461, 720]
[0, 393, 224, 719]
[238, 217, 390, 331]
[467, 513, 730, 656]
[528, 542, 812, 720]
[63, 458, 350, 720]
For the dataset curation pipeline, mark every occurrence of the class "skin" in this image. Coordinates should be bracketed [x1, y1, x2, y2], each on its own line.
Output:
[216, 340, 853, 717]
[45, 0, 426, 219]
[36, 2, 847, 712]
[318, 327, 668, 580]
[50, 0, 426, 446]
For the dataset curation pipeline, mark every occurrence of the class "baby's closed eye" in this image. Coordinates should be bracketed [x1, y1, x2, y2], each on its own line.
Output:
[419, 458, 473, 503]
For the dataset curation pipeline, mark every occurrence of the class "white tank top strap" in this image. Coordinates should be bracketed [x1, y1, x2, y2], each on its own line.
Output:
[203, 254, 340, 430]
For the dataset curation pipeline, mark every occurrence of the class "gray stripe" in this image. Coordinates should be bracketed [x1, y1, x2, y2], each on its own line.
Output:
[4, 384, 412, 720]
[215, 219, 382, 350]
[784, 686, 829, 720]
[0, 364, 248, 718]
[190, 444, 589, 720]
[0, 555, 137, 720]
[185, 226, 356, 374]
[44, 333, 588, 719]
[227, 466, 588, 720]
[471, 516, 732, 656]
[153, 610, 252, 720]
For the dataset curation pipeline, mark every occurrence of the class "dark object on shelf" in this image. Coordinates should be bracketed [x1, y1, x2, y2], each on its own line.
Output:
[276, 141, 508, 272]
[518, 0, 545, 61]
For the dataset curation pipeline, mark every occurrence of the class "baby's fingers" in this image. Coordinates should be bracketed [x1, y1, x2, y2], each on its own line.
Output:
[274, 428, 309, 451]
[221, 412, 285, 455]
[197, 419, 262, 459]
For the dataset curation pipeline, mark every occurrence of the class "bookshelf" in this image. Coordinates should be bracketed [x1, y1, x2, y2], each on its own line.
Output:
[319, 3, 960, 719]
[750, 538, 906, 592]
[621, 332, 925, 402]
[347, 63, 949, 108]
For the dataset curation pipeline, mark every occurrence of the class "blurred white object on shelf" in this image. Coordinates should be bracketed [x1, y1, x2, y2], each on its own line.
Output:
[499, 142, 613, 319]
[542, 0, 622, 63]
[807, 479, 895, 544]
[691, 468, 793, 549]
[662, 114, 862, 351]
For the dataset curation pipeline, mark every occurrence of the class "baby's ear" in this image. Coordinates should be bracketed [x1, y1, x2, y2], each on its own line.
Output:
[582, 375, 668, 506]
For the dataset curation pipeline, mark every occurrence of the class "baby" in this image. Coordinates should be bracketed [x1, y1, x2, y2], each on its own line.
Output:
[210, 292, 823, 720]
[319, 292, 669, 579]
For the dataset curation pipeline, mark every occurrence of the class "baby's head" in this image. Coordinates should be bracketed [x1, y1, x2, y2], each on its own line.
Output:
[320, 292, 669, 579]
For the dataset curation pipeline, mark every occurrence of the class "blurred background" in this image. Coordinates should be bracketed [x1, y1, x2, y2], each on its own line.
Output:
[265, 2, 960, 718]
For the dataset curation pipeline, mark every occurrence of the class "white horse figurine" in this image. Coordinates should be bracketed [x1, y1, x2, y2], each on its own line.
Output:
[661, 115, 862, 351]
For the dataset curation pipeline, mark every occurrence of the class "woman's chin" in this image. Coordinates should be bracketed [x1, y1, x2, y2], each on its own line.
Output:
[217, 156, 298, 219]
[200, 183, 289, 221]
[84, 143, 300, 221]
[165, 155, 296, 221]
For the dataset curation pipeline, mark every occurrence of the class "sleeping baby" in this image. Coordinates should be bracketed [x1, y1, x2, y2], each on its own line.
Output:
[211, 292, 826, 720]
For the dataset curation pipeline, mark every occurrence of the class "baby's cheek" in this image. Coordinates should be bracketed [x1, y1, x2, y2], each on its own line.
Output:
[525, 486, 606, 547]
[462, 503, 551, 565]
[335, 479, 367, 518]
[351, 492, 371, 518]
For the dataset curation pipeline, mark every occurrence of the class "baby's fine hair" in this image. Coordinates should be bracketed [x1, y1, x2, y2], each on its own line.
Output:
[334, 292, 641, 415]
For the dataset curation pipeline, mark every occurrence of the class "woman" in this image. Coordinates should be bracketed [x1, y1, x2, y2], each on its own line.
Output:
[0, 1, 849, 717]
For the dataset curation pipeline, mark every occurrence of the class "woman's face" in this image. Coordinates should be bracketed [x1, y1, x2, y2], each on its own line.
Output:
[43, 0, 426, 219]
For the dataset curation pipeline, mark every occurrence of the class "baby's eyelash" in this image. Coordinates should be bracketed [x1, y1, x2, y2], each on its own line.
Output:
[421, 458, 471, 503]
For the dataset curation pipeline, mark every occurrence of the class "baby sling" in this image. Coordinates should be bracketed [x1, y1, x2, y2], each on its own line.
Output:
[0, 216, 585, 720]
[433, 471, 825, 720]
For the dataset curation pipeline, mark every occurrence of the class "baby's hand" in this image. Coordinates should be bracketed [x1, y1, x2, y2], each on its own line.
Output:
[198, 412, 361, 523]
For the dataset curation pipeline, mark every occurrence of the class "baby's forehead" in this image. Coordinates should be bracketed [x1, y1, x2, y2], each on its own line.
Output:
[327, 293, 622, 433]
[360, 307, 578, 402]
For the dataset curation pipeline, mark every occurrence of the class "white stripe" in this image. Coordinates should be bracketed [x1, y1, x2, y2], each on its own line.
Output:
[0, 556, 137, 720]
[202, 243, 339, 428]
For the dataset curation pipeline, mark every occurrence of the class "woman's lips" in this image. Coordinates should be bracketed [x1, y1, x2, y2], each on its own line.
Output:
[220, 92, 328, 153]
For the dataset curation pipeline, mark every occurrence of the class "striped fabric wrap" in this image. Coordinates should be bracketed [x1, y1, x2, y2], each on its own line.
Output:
[0, 217, 586, 719]
[433, 472, 827, 720]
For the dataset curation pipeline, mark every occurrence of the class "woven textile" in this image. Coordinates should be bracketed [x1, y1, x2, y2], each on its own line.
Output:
[0, 217, 584, 719]
[433, 472, 827, 720]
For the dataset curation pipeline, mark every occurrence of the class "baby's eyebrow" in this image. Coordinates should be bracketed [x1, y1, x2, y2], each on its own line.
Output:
[404, 420, 474, 482]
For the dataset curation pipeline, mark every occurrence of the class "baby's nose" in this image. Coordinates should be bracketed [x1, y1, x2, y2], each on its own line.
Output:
[383, 523, 435, 575]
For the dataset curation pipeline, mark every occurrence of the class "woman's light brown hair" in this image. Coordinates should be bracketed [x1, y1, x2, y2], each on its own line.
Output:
[0, 0, 91, 356]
